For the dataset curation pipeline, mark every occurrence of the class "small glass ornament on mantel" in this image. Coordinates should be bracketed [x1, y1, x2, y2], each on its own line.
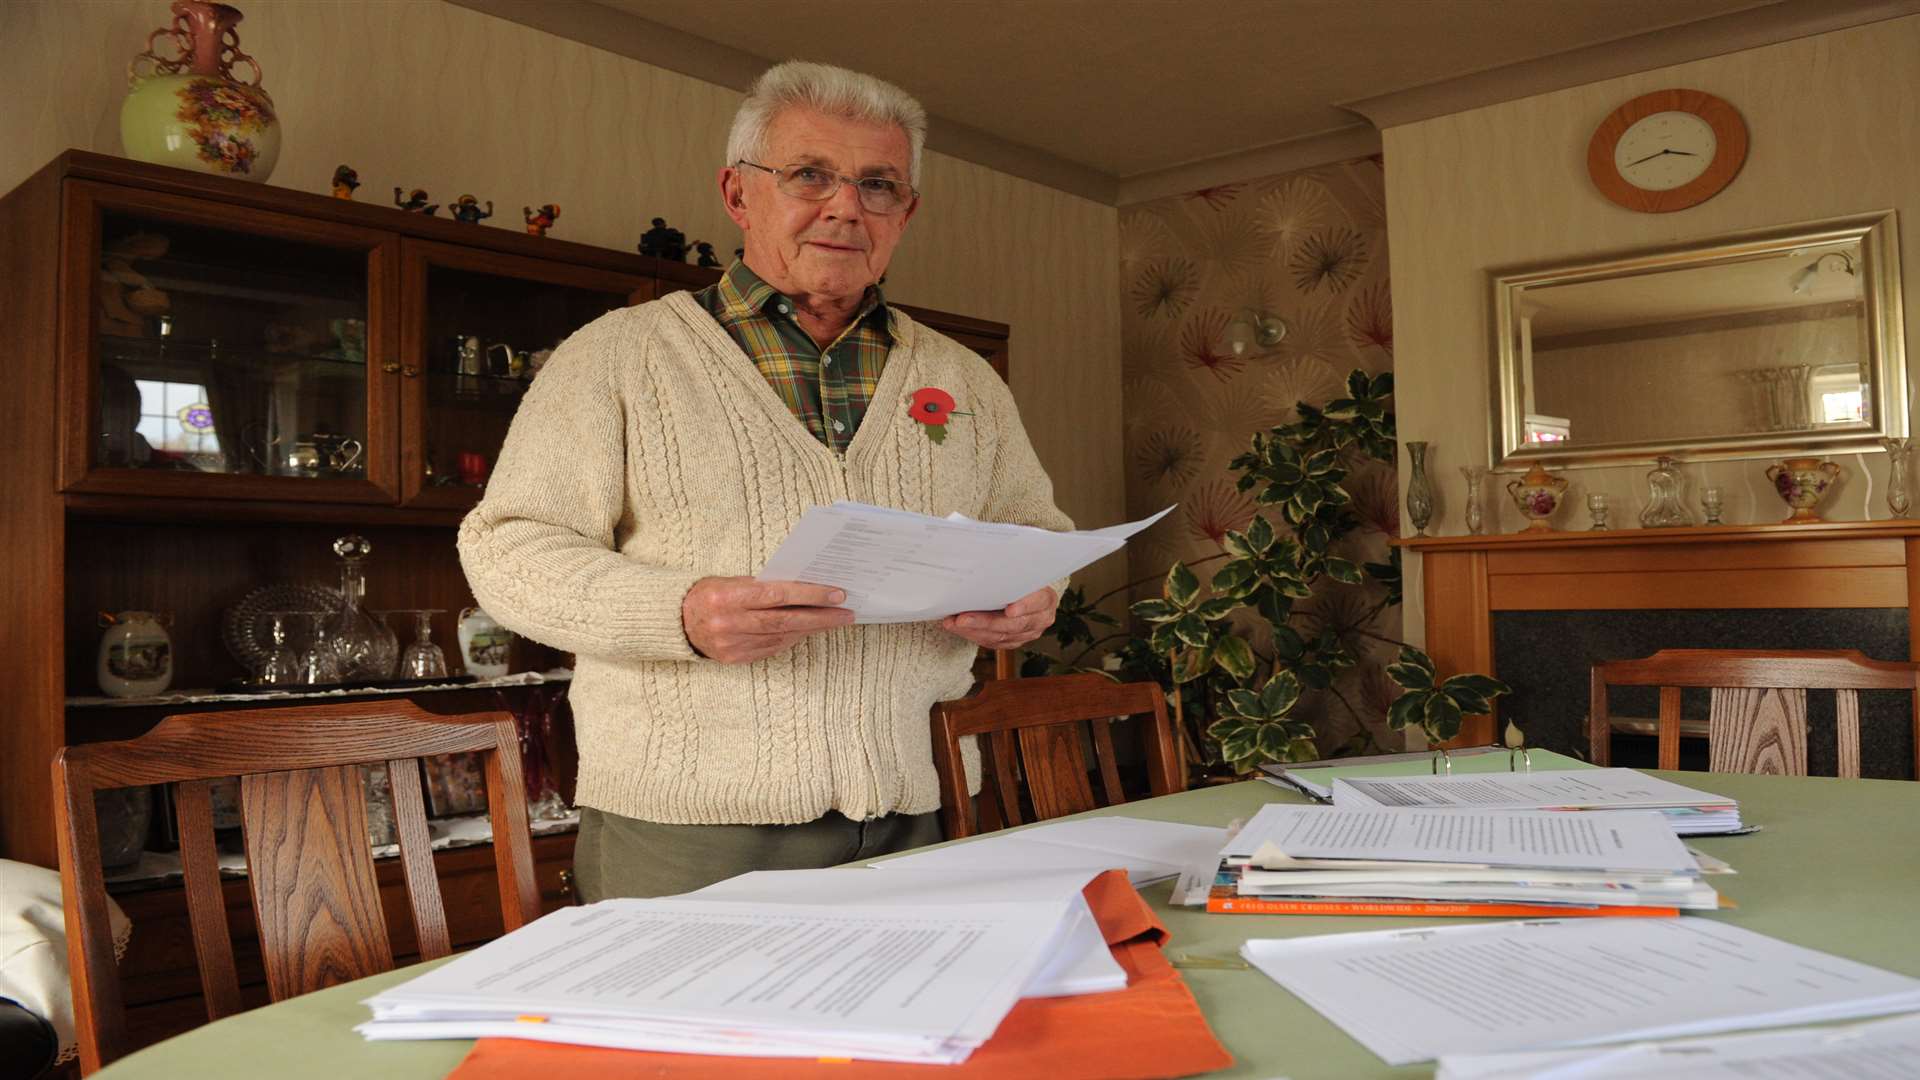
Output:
[1459, 464, 1487, 535]
[1882, 437, 1913, 519]
[1404, 441, 1435, 537]
[1700, 484, 1725, 526]
[1587, 492, 1611, 531]
[1639, 454, 1693, 528]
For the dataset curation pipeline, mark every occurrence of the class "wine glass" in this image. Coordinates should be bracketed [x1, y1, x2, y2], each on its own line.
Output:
[397, 609, 448, 679]
[253, 611, 302, 686]
[365, 609, 400, 679]
[296, 611, 343, 685]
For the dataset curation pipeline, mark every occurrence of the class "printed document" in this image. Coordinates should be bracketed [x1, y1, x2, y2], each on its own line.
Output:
[1333, 768, 1736, 812]
[1242, 919, 1920, 1066]
[874, 816, 1228, 885]
[1227, 803, 1699, 873]
[360, 897, 1073, 1063]
[757, 502, 1172, 623]
[1437, 1013, 1920, 1080]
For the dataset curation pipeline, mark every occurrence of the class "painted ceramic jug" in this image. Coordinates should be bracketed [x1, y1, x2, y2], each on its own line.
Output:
[457, 607, 514, 678]
[97, 611, 173, 697]
[1505, 462, 1568, 532]
[121, 2, 280, 181]
[1766, 456, 1844, 523]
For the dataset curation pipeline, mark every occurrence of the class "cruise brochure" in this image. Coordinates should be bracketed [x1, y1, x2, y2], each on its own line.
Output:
[1242, 918, 1920, 1066]
[757, 502, 1173, 623]
[1225, 803, 1701, 874]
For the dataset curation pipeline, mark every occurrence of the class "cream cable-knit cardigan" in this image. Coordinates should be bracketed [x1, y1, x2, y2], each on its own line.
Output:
[458, 291, 1073, 825]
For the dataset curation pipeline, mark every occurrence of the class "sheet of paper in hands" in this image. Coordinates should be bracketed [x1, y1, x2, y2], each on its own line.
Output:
[757, 502, 1173, 623]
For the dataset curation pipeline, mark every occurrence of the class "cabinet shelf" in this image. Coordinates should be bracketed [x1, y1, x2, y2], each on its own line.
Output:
[66, 668, 573, 710]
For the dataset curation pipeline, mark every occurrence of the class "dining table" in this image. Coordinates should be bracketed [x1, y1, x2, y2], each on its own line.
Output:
[93, 750, 1920, 1079]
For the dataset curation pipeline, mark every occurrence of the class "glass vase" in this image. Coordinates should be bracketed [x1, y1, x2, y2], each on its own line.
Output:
[1459, 465, 1486, 535]
[1883, 437, 1913, 519]
[1639, 454, 1693, 528]
[1405, 441, 1434, 537]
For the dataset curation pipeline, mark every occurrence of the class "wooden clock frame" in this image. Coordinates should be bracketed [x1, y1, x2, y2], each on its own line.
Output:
[1586, 88, 1747, 213]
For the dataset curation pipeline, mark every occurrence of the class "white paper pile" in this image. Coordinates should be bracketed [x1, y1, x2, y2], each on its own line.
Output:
[358, 890, 1088, 1064]
[1222, 803, 1721, 911]
[872, 815, 1229, 885]
[756, 501, 1171, 623]
[1331, 768, 1745, 835]
[1242, 919, 1920, 1066]
[1437, 1012, 1920, 1079]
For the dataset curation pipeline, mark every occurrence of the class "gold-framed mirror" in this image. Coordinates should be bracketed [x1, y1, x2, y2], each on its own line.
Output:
[1490, 211, 1906, 469]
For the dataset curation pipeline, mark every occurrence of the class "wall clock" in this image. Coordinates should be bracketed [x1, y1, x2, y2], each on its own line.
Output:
[1587, 89, 1747, 213]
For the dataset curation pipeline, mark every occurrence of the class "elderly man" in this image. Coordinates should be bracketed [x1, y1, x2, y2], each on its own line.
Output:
[458, 60, 1070, 900]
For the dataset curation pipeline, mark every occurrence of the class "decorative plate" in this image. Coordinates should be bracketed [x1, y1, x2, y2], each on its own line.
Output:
[222, 582, 342, 673]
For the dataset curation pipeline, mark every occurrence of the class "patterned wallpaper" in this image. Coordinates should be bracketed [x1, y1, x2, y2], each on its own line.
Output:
[1118, 160, 1402, 751]
[0, 0, 1125, 597]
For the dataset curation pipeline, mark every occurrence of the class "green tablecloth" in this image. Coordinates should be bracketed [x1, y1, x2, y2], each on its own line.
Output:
[96, 753, 1920, 1079]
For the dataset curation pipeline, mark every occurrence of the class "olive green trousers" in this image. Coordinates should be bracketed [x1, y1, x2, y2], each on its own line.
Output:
[573, 805, 945, 901]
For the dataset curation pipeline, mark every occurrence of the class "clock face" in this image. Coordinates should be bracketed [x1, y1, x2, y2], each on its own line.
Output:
[1612, 110, 1718, 192]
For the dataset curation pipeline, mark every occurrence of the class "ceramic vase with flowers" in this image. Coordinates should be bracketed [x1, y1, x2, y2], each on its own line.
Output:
[122, 2, 280, 181]
[1766, 456, 1843, 524]
[1506, 462, 1569, 532]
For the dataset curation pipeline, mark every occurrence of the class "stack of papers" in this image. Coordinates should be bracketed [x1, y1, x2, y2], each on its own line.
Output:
[1437, 1012, 1920, 1079]
[1214, 803, 1721, 914]
[873, 815, 1228, 885]
[1241, 918, 1920, 1066]
[756, 501, 1170, 623]
[1330, 768, 1745, 836]
[358, 884, 1097, 1064]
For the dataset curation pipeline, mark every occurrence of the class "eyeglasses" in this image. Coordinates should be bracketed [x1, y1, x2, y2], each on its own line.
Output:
[736, 161, 917, 214]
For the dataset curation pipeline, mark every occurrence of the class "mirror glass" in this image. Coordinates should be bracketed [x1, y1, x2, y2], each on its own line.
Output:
[1492, 212, 1906, 467]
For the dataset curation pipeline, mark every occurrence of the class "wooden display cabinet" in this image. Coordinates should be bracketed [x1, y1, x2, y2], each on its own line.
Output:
[0, 151, 1010, 875]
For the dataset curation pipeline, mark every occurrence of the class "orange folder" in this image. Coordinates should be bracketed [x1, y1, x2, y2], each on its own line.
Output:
[447, 869, 1234, 1080]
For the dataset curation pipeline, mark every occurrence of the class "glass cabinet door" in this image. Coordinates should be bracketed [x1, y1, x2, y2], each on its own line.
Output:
[62, 181, 400, 502]
[399, 240, 651, 508]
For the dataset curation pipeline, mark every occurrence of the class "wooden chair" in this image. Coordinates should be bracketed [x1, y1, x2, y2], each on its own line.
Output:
[1588, 648, 1920, 777]
[53, 699, 540, 1074]
[929, 673, 1184, 839]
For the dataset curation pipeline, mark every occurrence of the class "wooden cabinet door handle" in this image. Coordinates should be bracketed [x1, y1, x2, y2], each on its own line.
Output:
[381, 362, 401, 374]
[402, 365, 419, 378]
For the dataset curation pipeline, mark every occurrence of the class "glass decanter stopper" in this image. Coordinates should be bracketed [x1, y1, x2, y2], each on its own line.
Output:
[1639, 454, 1692, 528]
[327, 534, 386, 678]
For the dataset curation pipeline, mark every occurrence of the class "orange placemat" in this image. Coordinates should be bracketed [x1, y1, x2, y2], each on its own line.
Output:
[447, 870, 1234, 1080]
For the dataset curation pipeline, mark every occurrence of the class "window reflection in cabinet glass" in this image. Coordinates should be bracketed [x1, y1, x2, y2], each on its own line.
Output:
[421, 265, 628, 490]
[94, 211, 370, 477]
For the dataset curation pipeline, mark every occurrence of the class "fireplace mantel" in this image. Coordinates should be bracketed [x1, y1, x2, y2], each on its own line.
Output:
[1395, 520, 1920, 758]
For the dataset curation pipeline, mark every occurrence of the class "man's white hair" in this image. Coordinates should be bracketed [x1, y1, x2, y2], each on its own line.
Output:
[726, 60, 928, 187]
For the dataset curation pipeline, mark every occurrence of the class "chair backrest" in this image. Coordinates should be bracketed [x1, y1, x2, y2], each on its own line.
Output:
[1588, 648, 1920, 777]
[53, 698, 539, 1074]
[929, 674, 1184, 839]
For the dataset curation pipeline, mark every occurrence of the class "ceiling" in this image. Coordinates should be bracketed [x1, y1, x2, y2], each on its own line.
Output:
[460, 0, 1911, 202]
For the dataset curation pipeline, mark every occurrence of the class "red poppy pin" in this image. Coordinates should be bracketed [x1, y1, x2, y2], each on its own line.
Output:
[908, 387, 971, 444]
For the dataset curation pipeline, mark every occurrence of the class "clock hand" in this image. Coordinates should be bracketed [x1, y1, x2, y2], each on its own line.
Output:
[1625, 149, 1668, 167]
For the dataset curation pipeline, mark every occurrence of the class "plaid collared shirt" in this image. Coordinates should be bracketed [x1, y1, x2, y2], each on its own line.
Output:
[694, 260, 893, 454]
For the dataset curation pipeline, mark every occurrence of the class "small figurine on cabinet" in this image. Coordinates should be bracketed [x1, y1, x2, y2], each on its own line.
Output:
[638, 217, 687, 261]
[393, 187, 438, 215]
[331, 165, 360, 199]
[448, 194, 493, 224]
[523, 203, 560, 236]
[692, 241, 721, 267]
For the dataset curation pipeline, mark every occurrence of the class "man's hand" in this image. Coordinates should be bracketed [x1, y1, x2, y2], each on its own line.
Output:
[683, 577, 854, 663]
[941, 587, 1056, 651]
